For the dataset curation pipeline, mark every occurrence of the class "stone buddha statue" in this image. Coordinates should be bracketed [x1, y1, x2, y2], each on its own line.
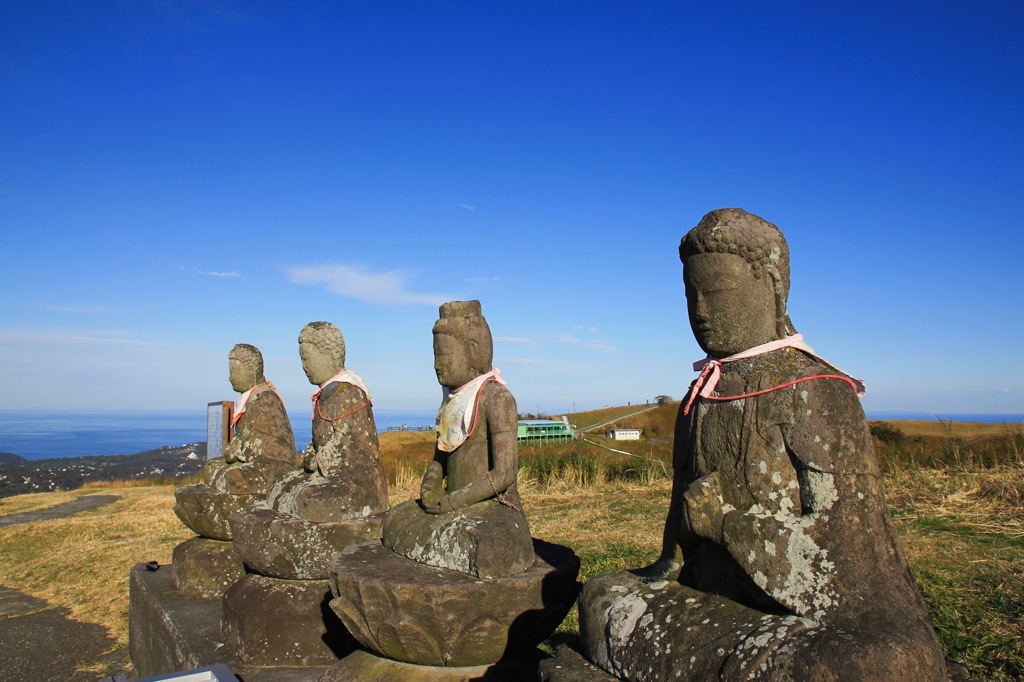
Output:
[570, 209, 946, 681]
[263, 321, 389, 522]
[382, 300, 534, 579]
[228, 321, 389, 581]
[174, 344, 296, 541]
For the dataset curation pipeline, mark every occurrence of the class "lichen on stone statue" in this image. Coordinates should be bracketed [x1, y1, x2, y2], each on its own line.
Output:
[173, 343, 296, 541]
[227, 321, 389, 581]
[382, 300, 534, 579]
[570, 209, 947, 681]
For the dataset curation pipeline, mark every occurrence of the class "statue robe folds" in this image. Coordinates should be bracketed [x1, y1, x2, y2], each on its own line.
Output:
[174, 385, 296, 540]
[382, 380, 534, 580]
[578, 347, 947, 682]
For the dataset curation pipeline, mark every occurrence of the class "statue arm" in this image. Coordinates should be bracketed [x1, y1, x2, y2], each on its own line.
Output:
[241, 391, 298, 465]
[427, 384, 518, 513]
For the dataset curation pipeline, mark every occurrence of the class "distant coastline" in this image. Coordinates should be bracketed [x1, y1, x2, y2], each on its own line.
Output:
[0, 408, 1020, 462]
[0, 409, 436, 461]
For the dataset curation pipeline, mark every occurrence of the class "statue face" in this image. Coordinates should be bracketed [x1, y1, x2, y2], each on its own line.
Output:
[299, 340, 340, 386]
[684, 252, 778, 357]
[433, 333, 475, 389]
[228, 356, 254, 393]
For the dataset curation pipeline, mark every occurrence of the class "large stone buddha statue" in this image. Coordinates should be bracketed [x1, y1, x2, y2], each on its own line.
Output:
[564, 209, 947, 681]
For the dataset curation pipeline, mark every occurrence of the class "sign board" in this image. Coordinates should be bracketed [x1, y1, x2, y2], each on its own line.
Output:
[206, 401, 234, 460]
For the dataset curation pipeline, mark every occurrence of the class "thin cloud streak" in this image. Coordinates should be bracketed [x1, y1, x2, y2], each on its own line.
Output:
[285, 264, 448, 306]
[495, 336, 537, 347]
[35, 304, 113, 313]
[0, 330, 189, 348]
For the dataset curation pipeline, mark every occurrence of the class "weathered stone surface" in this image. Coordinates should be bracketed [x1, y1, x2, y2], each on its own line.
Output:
[328, 538, 580, 667]
[171, 537, 245, 599]
[222, 573, 355, 667]
[539, 645, 619, 682]
[320, 648, 546, 681]
[576, 209, 946, 681]
[173, 484, 259, 541]
[381, 300, 534, 579]
[229, 501, 384, 580]
[128, 567, 329, 681]
[173, 344, 297, 540]
[383, 497, 533, 580]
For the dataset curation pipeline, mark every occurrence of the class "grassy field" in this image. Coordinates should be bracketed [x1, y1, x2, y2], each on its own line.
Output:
[2, 415, 1023, 679]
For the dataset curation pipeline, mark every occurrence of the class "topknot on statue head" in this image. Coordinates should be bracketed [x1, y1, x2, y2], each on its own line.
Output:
[680, 208, 796, 341]
[433, 300, 494, 386]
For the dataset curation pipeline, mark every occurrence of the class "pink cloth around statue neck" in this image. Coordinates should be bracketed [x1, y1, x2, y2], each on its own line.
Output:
[682, 334, 865, 415]
[232, 382, 276, 427]
[310, 368, 371, 420]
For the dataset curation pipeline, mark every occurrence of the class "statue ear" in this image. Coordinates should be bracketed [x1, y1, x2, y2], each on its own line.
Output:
[766, 266, 794, 338]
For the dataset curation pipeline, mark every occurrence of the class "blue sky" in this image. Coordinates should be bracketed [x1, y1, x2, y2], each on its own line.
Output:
[1, 1, 1021, 416]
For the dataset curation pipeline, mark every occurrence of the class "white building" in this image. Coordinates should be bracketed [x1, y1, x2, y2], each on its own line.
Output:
[605, 428, 642, 441]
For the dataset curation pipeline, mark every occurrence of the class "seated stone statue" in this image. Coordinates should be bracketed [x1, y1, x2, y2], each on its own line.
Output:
[574, 209, 946, 681]
[228, 321, 389, 580]
[326, 301, 579, 672]
[382, 300, 534, 579]
[174, 343, 296, 541]
[265, 321, 389, 522]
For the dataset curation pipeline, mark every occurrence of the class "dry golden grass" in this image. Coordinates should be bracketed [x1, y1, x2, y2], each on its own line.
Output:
[0, 486, 191, 647]
[885, 419, 1022, 440]
[0, 489, 84, 516]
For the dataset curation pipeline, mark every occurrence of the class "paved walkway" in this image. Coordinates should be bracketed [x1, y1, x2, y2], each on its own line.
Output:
[0, 494, 122, 528]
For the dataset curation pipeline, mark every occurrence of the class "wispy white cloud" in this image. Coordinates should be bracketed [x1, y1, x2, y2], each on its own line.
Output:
[284, 264, 447, 306]
[179, 266, 241, 277]
[571, 325, 599, 333]
[35, 304, 112, 313]
[459, 204, 476, 210]
[0, 330, 188, 348]
[495, 336, 537, 347]
[466, 276, 498, 285]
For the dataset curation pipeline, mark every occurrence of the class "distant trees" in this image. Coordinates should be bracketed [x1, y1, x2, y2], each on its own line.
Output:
[654, 395, 672, 406]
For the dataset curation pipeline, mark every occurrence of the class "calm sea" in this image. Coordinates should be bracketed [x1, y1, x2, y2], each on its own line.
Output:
[0, 409, 436, 461]
[0, 409, 1020, 462]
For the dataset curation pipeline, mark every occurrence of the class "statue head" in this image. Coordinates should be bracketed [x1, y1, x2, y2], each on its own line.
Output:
[679, 208, 796, 358]
[298, 321, 346, 386]
[432, 300, 493, 389]
[228, 344, 266, 393]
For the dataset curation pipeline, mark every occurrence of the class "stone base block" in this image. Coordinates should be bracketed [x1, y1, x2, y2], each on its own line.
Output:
[222, 573, 355, 667]
[128, 566, 328, 681]
[229, 502, 385, 580]
[172, 538, 245, 599]
[320, 648, 547, 682]
[328, 538, 581, 667]
[539, 645, 621, 682]
[174, 483, 259, 541]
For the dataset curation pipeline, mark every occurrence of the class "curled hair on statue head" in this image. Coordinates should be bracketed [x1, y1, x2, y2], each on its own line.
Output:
[229, 343, 266, 387]
[299, 321, 347, 368]
[680, 208, 796, 338]
[433, 300, 494, 376]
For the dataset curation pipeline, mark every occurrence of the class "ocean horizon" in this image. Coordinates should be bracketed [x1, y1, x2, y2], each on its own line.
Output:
[0, 409, 437, 461]
[0, 409, 1020, 461]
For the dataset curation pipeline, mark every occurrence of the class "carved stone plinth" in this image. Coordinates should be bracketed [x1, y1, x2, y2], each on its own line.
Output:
[539, 645, 620, 682]
[128, 567, 328, 682]
[320, 648, 546, 681]
[171, 538, 245, 599]
[174, 483, 260, 541]
[327, 538, 580, 668]
[229, 502, 384, 580]
[221, 573, 354, 668]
